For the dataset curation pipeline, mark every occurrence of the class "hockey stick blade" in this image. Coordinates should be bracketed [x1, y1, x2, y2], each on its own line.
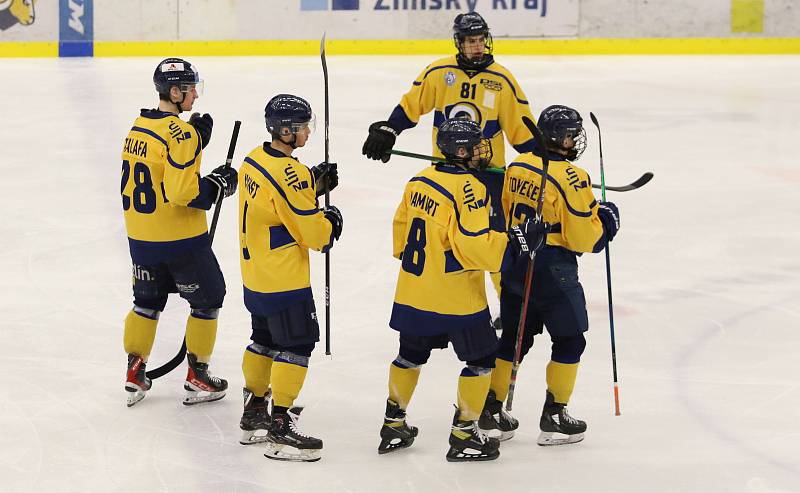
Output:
[592, 172, 653, 192]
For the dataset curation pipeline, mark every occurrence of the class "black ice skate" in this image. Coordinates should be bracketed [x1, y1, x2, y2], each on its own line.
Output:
[378, 399, 418, 454]
[538, 390, 586, 446]
[125, 354, 151, 407]
[446, 408, 500, 462]
[478, 390, 519, 441]
[492, 316, 503, 332]
[182, 353, 228, 405]
[240, 388, 271, 445]
[264, 407, 323, 462]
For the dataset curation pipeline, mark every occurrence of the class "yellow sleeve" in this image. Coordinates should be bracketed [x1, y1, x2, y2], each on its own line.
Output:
[498, 72, 536, 152]
[557, 169, 605, 253]
[392, 195, 409, 260]
[394, 64, 438, 127]
[163, 121, 203, 206]
[448, 179, 509, 272]
[272, 162, 334, 252]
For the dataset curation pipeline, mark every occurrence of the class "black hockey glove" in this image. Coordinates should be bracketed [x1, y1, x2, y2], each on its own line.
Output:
[189, 112, 213, 149]
[362, 121, 398, 163]
[205, 165, 238, 202]
[310, 162, 339, 197]
[324, 205, 343, 240]
[598, 201, 620, 242]
[508, 215, 550, 259]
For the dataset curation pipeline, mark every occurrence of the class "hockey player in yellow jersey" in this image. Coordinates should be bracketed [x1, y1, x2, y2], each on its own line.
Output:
[121, 58, 238, 407]
[377, 119, 548, 462]
[237, 94, 341, 462]
[478, 105, 621, 446]
[362, 12, 535, 319]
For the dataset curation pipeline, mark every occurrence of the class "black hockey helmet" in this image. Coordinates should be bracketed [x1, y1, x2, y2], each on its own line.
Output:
[436, 118, 492, 170]
[538, 105, 587, 161]
[453, 12, 493, 70]
[153, 58, 202, 98]
[264, 94, 315, 136]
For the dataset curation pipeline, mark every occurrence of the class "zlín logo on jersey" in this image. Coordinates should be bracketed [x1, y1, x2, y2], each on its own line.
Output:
[0, 0, 36, 31]
[445, 102, 483, 125]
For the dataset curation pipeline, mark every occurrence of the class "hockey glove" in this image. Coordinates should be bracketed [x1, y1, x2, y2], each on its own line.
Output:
[324, 205, 343, 241]
[189, 112, 213, 149]
[362, 121, 398, 163]
[597, 201, 620, 242]
[205, 165, 238, 202]
[311, 162, 339, 197]
[508, 216, 550, 259]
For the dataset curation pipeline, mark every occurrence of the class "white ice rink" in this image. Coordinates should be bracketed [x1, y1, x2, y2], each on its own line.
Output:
[0, 54, 798, 493]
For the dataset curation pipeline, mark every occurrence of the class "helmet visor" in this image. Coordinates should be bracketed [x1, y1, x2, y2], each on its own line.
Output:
[179, 79, 204, 97]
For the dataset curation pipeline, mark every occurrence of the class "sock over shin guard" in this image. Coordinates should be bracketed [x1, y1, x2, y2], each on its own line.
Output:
[123, 310, 158, 358]
[457, 368, 492, 421]
[388, 361, 421, 410]
[489, 358, 514, 403]
[271, 360, 308, 408]
[242, 348, 274, 398]
[546, 361, 579, 404]
[185, 315, 218, 362]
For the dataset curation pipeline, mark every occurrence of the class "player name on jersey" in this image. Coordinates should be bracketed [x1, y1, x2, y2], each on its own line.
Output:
[124, 137, 148, 158]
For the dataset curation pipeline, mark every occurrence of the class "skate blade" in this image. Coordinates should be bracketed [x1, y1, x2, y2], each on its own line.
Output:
[445, 446, 500, 462]
[378, 437, 415, 455]
[183, 389, 226, 406]
[264, 443, 321, 462]
[240, 429, 270, 445]
[478, 424, 516, 442]
[126, 390, 145, 407]
[537, 431, 584, 446]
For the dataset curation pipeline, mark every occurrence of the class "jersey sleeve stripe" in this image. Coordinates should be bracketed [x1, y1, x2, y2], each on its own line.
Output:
[409, 176, 491, 237]
[130, 126, 168, 147]
[244, 157, 319, 216]
[507, 162, 593, 218]
[166, 137, 202, 170]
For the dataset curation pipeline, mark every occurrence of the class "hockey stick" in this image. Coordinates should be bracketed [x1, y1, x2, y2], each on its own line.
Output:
[589, 112, 621, 416]
[389, 149, 651, 191]
[599, 172, 653, 192]
[146, 120, 242, 380]
[321, 34, 332, 356]
[506, 116, 549, 412]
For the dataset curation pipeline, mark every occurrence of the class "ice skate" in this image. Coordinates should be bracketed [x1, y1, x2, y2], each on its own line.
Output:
[478, 390, 519, 441]
[183, 353, 228, 405]
[537, 391, 586, 446]
[492, 316, 502, 332]
[378, 399, 418, 454]
[446, 408, 500, 462]
[125, 354, 151, 407]
[264, 407, 322, 462]
[240, 388, 271, 445]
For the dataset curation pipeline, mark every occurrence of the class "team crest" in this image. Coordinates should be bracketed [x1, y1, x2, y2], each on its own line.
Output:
[445, 101, 483, 125]
[444, 71, 456, 87]
[0, 0, 36, 31]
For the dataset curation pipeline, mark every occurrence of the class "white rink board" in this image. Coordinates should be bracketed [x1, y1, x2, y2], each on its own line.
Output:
[0, 55, 799, 493]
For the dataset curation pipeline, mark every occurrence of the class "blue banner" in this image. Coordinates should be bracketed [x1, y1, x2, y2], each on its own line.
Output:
[59, 0, 93, 57]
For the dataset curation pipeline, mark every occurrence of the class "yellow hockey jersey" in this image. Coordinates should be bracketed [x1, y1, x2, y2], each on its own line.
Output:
[390, 165, 513, 335]
[501, 153, 605, 254]
[238, 144, 334, 316]
[387, 55, 536, 169]
[121, 109, 216, 265]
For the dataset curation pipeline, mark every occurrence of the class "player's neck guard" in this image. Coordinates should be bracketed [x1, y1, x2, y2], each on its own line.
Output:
[456, 54, 494, 73]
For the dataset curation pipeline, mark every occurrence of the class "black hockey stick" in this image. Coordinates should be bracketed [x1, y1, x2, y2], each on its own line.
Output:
[589, 112, 621, 416]
[506, 116, 549, 412]
[597, 172, 653, 192]
[321, 34, 332, 356]
[146, 120, 242, 380]
[389, 149, 651, 191]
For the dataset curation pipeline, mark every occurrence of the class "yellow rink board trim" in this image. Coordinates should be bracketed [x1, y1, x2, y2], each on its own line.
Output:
[2, 38, 800, 57]
[0, 42, 57, 57]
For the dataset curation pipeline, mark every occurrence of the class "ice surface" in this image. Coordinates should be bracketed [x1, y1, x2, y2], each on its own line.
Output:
[0, 55, 798, 492]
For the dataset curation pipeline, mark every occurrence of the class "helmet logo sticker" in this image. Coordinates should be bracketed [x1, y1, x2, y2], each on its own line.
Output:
[162, 62, 185, 72]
